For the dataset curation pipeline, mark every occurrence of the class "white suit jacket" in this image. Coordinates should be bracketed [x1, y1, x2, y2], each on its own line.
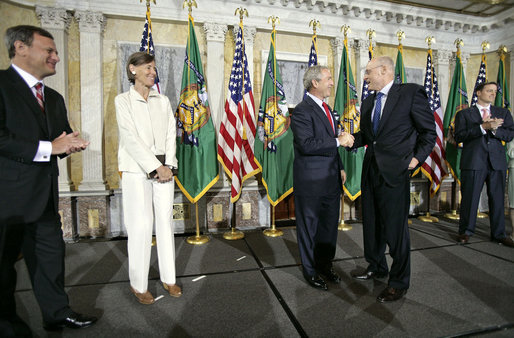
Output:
[115, 86, 178, 174]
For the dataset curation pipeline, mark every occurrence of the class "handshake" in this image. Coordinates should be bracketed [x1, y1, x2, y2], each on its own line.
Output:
[338, 132, 354, 147]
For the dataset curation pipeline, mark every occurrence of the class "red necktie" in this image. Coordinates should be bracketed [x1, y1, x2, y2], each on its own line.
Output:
[481, 108, 489, 120]
[322, 102, 335, 133]
[35, 83, 44, 112]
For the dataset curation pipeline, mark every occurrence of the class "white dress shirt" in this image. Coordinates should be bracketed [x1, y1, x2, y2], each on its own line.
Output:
[306, 92, 340, 146]
[11, 63, 52, 162]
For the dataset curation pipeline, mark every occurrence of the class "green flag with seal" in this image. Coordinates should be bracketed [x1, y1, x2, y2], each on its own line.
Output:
[495, 48, 510, 110]
[394, 43, 406, 84]
[443, 47, 468, 184]
[334, 35, 364, 201]
[254, 28, 294, 206]
[175, 15, 219, 203]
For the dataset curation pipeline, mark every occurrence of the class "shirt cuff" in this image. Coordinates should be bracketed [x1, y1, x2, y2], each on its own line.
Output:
[480, 125, 487, 134]
[33, 141, 52, 162]
[336, 138, 340, 147]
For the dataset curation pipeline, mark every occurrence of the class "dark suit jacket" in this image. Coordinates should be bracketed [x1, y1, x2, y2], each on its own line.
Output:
[353, 83, 436, 186]
[291, 95, 343, 196]
[454, 105, 514, 171]
[0, 66, 72, 225]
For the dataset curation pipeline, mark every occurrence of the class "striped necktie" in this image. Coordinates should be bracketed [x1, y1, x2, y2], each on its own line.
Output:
[35, 83, 44, 112]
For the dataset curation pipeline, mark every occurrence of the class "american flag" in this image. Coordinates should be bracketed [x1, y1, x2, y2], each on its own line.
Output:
[421, 50, 447, 196]
[308, 36, 318, 67]
[471, 54, 487, 107]
[217, 25, 260, 203]
[361, 49, 374, 102]
[139, 7, 161, 93]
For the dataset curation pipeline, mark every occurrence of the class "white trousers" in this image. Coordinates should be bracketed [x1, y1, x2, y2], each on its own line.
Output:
[121, 172, 176, 293]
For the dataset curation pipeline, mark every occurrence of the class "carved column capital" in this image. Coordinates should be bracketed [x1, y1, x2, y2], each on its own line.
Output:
[75, 11, 106, 34]
[36, 6, 72, 31]
[232, 25, 256, 46]
[433, 49, 452, 65]
[204, 22, 227, 42]
[330, 37, 344, 58]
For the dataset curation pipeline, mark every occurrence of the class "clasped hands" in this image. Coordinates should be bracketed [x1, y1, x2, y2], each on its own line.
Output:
[153, 165, 174, 183]
[338, 132, 354, 147]
[51, 131, 89, 155]
[482, 116, 503, 131]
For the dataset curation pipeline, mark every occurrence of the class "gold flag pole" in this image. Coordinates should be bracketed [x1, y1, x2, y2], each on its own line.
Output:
[179, 0, 209, 245]
[476, 41, 491, 219]
[187, 203, 210, 244]
[263, 205, 283, 237]
[224, 7, 248, 241]
[338, 24, 353, 231]
[418, 36, 439, 223]
[141, 0, 158, 246]
[445, 38, 464, 221]
[263, 15, 284, 238]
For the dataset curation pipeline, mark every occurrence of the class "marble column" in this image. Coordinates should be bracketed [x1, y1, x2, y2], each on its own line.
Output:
[75, 11, 107, 191]
[36, 6, 74, 191]
[354, 38, 372, 100]
[330, 37, 343, 85]
[433, 49, 452, 112]
[203, 22, 227, 132]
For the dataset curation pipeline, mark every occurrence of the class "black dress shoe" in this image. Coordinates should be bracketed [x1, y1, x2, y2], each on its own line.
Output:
[494, 237, 514, 247]
[320, 268, 341, 283]
[376, 287, 407, 303]
[304, 274, 328, 291]
[457, 233, 470, 244]
[351, 270, 388, 280]
[43, 312, 97, 331]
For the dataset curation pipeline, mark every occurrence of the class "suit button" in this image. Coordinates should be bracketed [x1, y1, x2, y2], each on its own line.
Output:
[373, 141, 376, 145]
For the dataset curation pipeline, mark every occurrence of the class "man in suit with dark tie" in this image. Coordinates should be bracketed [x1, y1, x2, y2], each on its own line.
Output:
[350, 56, 436, 302]
[454, 82, 514, 247]
[291, 65, 354, 291]
[0, 25, 96, 335]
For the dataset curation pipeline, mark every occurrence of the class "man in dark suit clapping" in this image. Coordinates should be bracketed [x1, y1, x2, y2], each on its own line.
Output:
[291, 65, 354, 291]
[350, 56, 436, 302]
[0, 25, 96, 335]
[454, 82, 514, 247]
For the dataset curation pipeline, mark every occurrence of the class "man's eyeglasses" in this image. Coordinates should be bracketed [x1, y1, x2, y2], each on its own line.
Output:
[364, 65, 383, 75]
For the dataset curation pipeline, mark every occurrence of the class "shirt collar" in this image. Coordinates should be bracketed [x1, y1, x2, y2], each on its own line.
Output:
[129, 85, 159, 101]
[378, 80, 394, 97]
[306, 92, 325, 110]
[11, 63, 43, 89]
[476, 103, 491, 111]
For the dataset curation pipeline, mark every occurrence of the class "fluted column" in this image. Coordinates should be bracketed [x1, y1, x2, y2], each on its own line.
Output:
[433, 49, 452, 112]
[354, 38, 372, 100]
[509, 46, 514, 110]
[75, 11, 107, 191]
[36, 6, 73, 191]
[330, 37, 343, 85]
[203, 22, 227, 131]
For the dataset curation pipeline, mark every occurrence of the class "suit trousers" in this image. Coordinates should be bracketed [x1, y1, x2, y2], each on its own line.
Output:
[122, 172, 176, 293]
[361, 159, 411, 289]
[0, 223, 25, 319]
[295, 194, 340, 277]
[459, 164, 506, 239]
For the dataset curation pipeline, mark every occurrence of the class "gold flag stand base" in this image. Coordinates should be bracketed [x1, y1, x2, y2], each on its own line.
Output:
[187, 202, 210, 245]
[264, 205, 284, 237]
[445, 210, 460, 220]
[338, 195, 352, 231]
[418, 212, 439, 223]
[408, 219, 412, 225]
[477, 212, 488, 218]
[224, 227, 245, 240]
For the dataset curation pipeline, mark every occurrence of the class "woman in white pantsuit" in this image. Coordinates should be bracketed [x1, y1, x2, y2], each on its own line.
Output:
[115, 52, 181, 304]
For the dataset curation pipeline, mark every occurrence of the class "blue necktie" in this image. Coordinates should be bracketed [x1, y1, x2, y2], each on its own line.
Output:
[372, 92, 384, 135]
